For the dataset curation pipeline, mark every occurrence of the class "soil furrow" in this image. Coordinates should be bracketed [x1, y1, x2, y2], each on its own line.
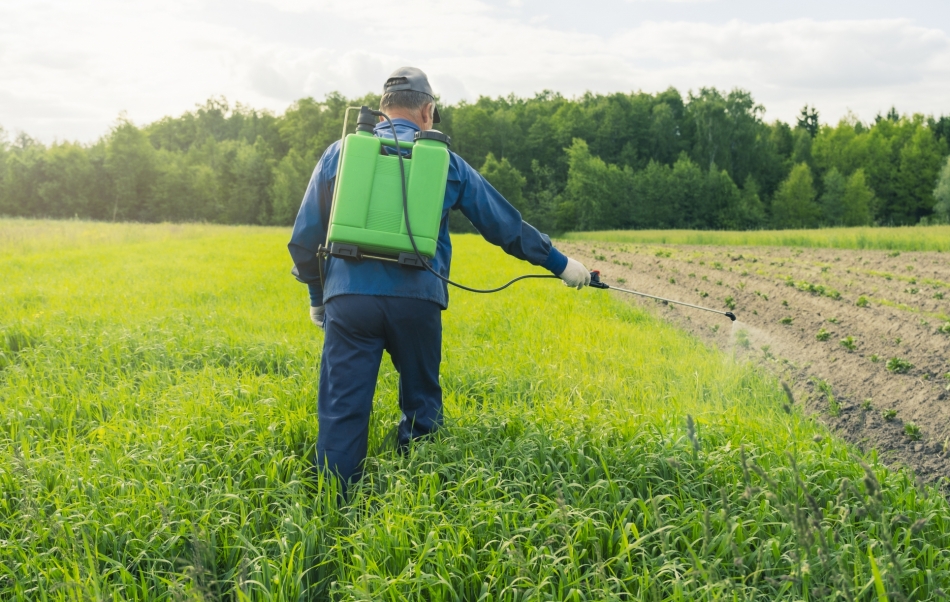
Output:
[562, 241, 950, 484]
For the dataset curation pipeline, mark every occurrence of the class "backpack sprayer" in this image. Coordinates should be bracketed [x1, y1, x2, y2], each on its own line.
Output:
[317, 106, 737, 320]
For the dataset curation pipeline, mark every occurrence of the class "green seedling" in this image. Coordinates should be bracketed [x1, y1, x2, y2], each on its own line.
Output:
[904, 423, 922, 441]
[669, 277, 676, 284]
[939, 322, 950, 335]
[815, 328, 831, 342]
[886, 357, 913, 374]
[827, 317, 839, 324]
[870, 354, 881, 363]
[839, 336, 857, 352]
[882, 409, 897, 421]
[935, 292, 944, 300]
[780, 316, 793, 325]
[856, 296, 870, 307]
[724, 296, 736, 310]
[782, 300, 789, 307]
[861, 399, 873, 411]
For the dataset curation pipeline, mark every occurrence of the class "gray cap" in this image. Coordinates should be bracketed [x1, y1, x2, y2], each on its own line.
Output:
[383, 66, 441, 124]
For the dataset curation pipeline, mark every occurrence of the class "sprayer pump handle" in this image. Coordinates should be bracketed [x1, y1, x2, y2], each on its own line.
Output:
[589, 270, 609, 289]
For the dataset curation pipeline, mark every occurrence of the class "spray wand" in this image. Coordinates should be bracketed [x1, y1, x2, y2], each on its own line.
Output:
[589, 271, 736, 321]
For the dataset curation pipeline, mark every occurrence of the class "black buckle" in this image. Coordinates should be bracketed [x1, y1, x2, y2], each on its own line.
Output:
[397, 252, 427, 269]
[329, 242, 361, 260]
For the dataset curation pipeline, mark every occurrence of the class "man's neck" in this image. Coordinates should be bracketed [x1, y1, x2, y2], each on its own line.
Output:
[381, 111, 421, 129]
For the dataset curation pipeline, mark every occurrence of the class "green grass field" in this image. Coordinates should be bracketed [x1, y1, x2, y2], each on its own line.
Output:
[563, 225, 950, 251]
[2, 219, 950, 600]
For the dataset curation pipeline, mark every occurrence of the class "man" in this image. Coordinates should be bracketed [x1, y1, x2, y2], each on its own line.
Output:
[288, 66, 590, 491]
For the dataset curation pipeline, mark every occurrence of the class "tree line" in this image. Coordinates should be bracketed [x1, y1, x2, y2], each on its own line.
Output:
[1, 89, 949, 232]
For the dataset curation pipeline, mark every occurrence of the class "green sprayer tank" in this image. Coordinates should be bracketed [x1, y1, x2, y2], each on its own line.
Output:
[327, 106, 451, 266]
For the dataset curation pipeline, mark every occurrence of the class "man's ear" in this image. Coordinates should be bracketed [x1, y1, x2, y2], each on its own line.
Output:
[421, 102, 433, 127]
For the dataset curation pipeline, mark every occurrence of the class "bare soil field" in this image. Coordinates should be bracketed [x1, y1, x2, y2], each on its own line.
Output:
[561, 240, 950, 484]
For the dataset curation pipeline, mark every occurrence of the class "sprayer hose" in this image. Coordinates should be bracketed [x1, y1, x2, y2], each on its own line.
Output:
[375, 109, 559, 294]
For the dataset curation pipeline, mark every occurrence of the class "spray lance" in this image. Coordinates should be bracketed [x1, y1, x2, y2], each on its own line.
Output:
[588, 270, 736, 321]
[319, 106, 737, 321]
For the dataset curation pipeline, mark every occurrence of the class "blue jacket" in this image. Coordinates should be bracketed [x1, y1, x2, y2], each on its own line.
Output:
[288, 118, 568, 309]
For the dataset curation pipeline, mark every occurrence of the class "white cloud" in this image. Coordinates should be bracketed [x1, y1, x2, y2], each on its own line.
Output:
[0, 0, 948, 143]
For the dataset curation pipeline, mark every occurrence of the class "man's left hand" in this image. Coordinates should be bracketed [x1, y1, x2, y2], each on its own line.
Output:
[310, 305, 325, 329]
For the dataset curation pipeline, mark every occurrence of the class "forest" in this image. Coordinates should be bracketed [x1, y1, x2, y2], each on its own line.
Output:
[1, 88, 949, 232]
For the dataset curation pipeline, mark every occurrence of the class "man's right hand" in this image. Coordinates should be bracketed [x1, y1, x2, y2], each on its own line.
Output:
[558, 257, 591, 289]
[310, 305, 325, 329]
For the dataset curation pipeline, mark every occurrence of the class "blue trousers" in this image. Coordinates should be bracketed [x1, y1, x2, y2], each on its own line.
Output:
[316, 294, 443, 486]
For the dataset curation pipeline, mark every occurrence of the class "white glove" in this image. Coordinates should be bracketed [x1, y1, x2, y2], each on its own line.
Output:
[310, 305, 325, 329]
[558, 257, 591, 290]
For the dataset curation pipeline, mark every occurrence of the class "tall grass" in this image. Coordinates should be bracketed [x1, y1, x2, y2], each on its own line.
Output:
[563, 225, 950, 251]
[1, 220, 949, 599]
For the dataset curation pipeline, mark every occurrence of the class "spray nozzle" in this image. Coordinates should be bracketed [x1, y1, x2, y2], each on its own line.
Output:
[725, 312, 737, 322]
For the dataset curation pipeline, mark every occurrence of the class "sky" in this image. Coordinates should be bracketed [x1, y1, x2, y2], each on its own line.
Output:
[1, 0, 949, 144]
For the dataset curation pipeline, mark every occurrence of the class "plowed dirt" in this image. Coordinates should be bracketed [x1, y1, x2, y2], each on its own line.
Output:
[561, 241, 950, 485]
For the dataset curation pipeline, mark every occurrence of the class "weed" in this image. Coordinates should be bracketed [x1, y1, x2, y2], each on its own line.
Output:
[9, 220, 950, 600]
[711, 323, 720, 333]
[815, 328, 831, 341]
[669, 277, 676, 284]
[856, 296, 870, 307]
[655, 250, 672, 258]
[827, 317, 839, 324]
[812, 377, 840, 416]
[904, 423, 922, 441]
[716, 279, 723, 286]
[713, 261, 723, 269]
[616, 277, 626, 284]
[761, 345, 773, 359]
[861, 398, 873, 411]
[870, 354, 881, 363]
[839, 336, 857, 352]
[782, 300, 789, 307]
[882, 409, 898, 421]
[698, 290, 709, 298]
[780, 316, 793, 325]
[936, 292, 945, 300]
[724, 296, 736, 310]
[886, 357, 913, 374]
[889, 250, 901, 257]
[595, 253, 606, 261]
[939, 322, 950, 335]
